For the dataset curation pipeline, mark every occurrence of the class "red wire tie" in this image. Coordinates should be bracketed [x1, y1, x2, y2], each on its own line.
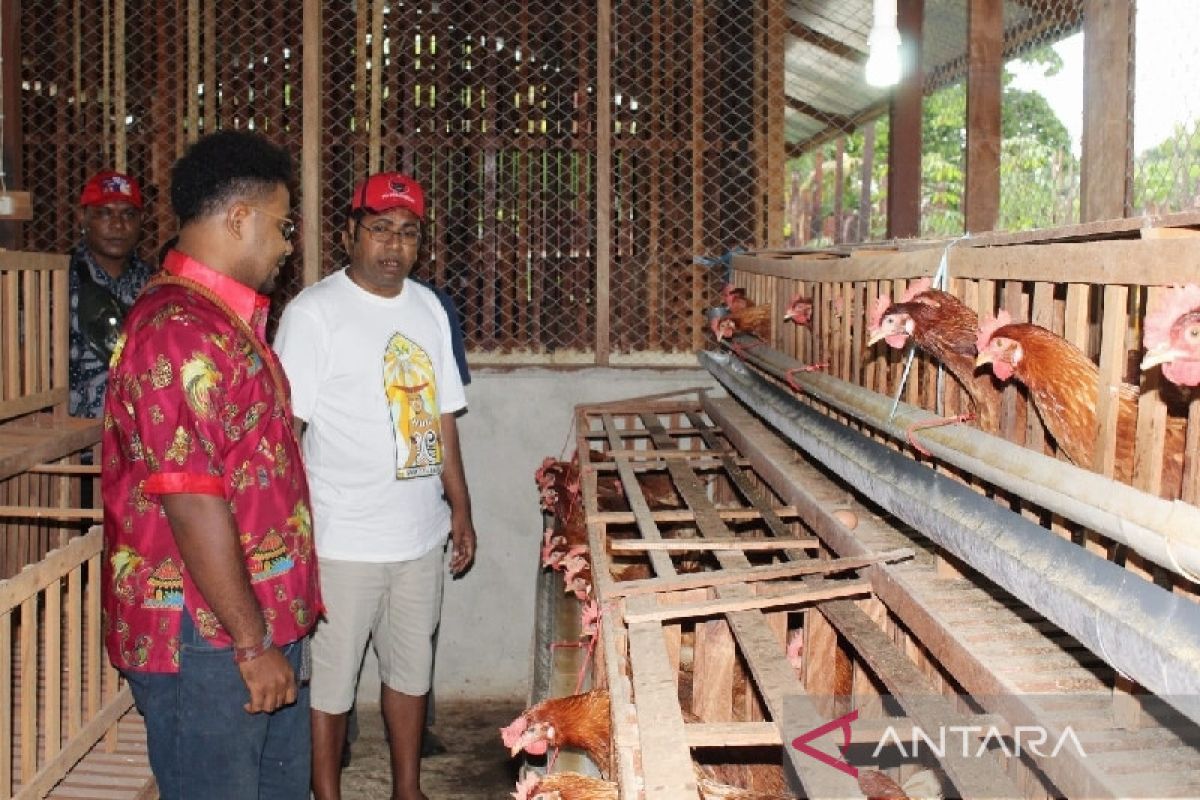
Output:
[784, 363, 828, 392]
[906, 412, 975, 457]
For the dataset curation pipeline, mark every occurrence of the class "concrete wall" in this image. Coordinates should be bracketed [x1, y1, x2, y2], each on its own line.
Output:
[354, 365, 722, 704]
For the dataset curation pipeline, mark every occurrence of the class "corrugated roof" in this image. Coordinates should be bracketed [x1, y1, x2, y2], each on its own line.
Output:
[783, 0, 1083, 153]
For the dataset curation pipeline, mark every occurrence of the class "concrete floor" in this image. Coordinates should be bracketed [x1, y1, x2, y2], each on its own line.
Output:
[341, 699, 525, 799]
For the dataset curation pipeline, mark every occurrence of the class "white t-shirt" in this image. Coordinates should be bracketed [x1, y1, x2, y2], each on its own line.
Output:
[274, 269, 467, 562]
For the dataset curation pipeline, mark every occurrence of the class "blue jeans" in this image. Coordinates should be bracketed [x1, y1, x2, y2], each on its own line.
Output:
[124, 614, 311, 799]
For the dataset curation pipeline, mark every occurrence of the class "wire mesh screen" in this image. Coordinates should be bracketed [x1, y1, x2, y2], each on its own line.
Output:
[997, 0, 1082, 231]
[783, 1, 886, 246]
[1131, 0, 1200, 216]
[19, 1, 306, 273]
[17, 2, 1193, 361]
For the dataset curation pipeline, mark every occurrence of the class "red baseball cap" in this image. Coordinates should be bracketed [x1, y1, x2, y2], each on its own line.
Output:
[80, 170, 144, 209]
[350, 172, 425, 220]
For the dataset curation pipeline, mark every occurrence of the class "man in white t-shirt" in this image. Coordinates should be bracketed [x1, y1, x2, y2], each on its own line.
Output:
[274, 172, 477, 800]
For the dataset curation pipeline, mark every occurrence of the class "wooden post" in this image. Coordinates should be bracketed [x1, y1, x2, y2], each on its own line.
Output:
[368, 0, 383, 173]
[203, 0, 216, 131]
[114, 0, 126, 171]
[0, 0, 23, 250]
[1080, 0, 1133, 222]
[858, 122, 874, 242]
[886, 0, 924, 239]
[302, 0, 323, 287]
[764, 0, 787, 247]
[691, 0, 705, 349]
[965, 0, 1002, 233]
[595, 0, 612, 364]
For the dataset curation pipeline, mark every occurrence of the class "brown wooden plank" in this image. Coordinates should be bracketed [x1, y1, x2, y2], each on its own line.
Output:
[1081, 0, 1133, 222]
[607, 535, 816, 552]
[821, 599, 1023, 797]
[608, 550, 909, 598]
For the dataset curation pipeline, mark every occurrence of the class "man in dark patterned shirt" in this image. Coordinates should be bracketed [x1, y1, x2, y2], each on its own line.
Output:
[69, 169, 155, 418]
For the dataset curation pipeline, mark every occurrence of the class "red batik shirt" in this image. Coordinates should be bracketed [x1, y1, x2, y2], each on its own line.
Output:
[101, 250, 322, 673]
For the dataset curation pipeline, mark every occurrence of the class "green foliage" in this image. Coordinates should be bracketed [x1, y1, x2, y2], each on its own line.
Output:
[786, 47, 1087, 243]
[1133, 121, 1200, 214]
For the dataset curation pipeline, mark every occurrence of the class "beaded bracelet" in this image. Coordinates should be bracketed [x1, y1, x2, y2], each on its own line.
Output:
[232, 630, 274, 664]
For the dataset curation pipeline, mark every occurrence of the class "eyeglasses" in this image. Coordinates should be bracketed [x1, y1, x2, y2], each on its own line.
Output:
[358, 221, 421, 245]
[250, 206, 297, 241]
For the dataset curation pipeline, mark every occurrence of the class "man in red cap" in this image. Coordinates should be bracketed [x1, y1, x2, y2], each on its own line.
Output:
[70, 169, 154, 418]
[275, 172, 477, 800]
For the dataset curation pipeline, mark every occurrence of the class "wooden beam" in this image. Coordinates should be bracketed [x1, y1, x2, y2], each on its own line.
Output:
[302, 0, 322, 287]
[624, 582, 869, 632]
[609, 554, 906, 599]
[820, 599, 1024, 798]
[595, 0, 612, 364]
[886, 0, 925, 238]
[608, 534, 817, 551]
[1080, 0, 1133, 221]
[965, 0, 1003, 233]
[785, 19, 866, 64]
[0, 0, 23, 249]
[785, 96, 854, 130]
[594, 506, 802, 525]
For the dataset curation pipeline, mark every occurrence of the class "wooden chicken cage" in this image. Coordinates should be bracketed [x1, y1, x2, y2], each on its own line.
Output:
[541, 393, 1200, 799]
[529, 215, 1200, 799]
[0, 250, 153, 799]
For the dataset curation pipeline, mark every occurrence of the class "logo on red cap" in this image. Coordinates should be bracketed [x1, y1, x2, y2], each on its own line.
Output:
[351, 172, 425, 220]
[80, 170, 144, 209]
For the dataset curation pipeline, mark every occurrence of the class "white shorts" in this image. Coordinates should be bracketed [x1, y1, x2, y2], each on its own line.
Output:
[309, 542, 446, 713]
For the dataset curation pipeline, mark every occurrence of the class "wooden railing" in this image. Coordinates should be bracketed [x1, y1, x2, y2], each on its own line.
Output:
[0, 528, 130, 799]
[727, 215, 1200, 600]
[0, 252, 69, 424]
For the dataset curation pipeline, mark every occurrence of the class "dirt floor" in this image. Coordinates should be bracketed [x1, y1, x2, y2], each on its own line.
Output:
[341, 699, 525, 799]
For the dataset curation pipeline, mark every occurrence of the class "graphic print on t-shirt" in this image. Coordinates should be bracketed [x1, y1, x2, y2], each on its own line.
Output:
[383, 332, 444, 479]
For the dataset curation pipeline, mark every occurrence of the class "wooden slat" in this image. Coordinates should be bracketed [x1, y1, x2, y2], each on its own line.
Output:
[607, 535, 816, 552]
[623, 580, 869, 623]
[705, 396, 1195, 798]
[626, 602, 700, 799]
[0, 506, 102, 522]
[732, 237, 1200, 285]
[596, 505, 798, 524]
[820, 599, 1023, 798]
[610, 552, 905, 598]
[1, 611, 11, 796]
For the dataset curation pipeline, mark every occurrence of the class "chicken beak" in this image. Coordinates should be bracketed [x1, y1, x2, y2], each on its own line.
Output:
[865, 329, 886, 347]
[1140, 343, 1185, 371]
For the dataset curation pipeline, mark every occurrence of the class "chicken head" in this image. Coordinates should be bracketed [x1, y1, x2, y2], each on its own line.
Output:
[1142, 284, 1200, 387]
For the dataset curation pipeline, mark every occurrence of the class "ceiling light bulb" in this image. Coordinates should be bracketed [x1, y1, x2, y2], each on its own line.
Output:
[865, 0, 902, 87]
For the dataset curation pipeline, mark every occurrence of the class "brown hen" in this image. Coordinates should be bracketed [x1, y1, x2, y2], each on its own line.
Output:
[976, 318, 1184, 494]
[868, 280, 1001, 431]
[502, 689, 613, 778]
[512, 771, 618, 800]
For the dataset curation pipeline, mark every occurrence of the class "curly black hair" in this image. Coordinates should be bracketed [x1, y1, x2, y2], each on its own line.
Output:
[169, 130, 294, 224]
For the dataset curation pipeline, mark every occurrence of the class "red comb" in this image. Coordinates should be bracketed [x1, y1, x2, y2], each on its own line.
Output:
[868, 294, 891, 330]
[976, 309, 1013, 353]
[500, 716, 529, 749]
[901, 277, 932, 302]
[1144, 284, 1200, 350]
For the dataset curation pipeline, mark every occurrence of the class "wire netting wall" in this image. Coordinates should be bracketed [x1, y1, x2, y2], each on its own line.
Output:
[1131, 0, 1200, 215]
[20, 0, 773, 363]
[997, 0, 1082, 231]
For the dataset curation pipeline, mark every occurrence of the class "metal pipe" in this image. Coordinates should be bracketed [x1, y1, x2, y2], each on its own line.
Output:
[719, 338, 1200, 584]
[701, 350, 1200, 725]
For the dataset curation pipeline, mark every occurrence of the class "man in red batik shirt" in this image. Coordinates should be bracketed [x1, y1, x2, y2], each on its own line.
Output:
[101, 130, 321, 799]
